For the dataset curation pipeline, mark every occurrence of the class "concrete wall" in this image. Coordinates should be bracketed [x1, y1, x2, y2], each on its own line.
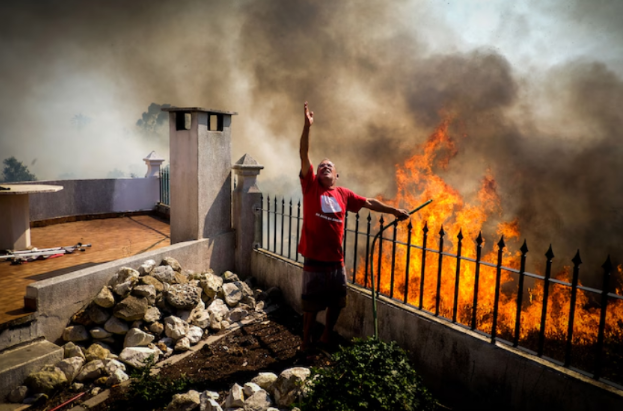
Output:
[251, 249, 623, 411]
[0, 233, 234, 350]
[23, 178, 159, 221]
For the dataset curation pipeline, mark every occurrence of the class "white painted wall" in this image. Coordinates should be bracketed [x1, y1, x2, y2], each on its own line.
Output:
[24, 178, 160, 221]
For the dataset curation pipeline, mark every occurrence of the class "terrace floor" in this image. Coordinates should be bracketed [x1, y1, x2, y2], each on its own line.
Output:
[0, 214, 170, 325]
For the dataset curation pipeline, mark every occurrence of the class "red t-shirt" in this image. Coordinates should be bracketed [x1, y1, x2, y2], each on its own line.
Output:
[298, 164, 367, 262]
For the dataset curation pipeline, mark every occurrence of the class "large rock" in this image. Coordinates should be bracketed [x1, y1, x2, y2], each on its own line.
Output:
[56, 357, 85, 383]
[243, 382, 261, 397]
[119, 347, 160, 368]
[104, 359, 126, 375]
[140, 275, 164, 292]
[165, 316, 188, 339]
[186, 325, 203, 344]
[234, 281, 254, 298]
[63, 342, 85, 360]
[199, 274, 223, 300]
[85, 343, 110, 362]
[113, 281, 134, 297]
[110, 267, 140, 287]
[174, 272, 189, 284]
[132, 284, 157, 302]
[8, 386, 28, 403]
[207, 299, 230, 322]
[272, 367, 311, 408]
[26, 365, 68, 394]
[244, 389, 273, 411]
[87, 304, 111, 325]
[107, 368, 129, 386]
[222, 283, 242, 307]
[114, 296, 149, 321]
[104, 316, 130, 334]
[149, 321, 164, 335]
[139, 259, 157, 276]
[94, 286, 115, 308]
[161, 257, 182, 272]
[144, 306, 161, 323]
[251, 372, 278, 393]
[166, 390, 200, 411]
[221, 271, 240, 283]
[166, 284, 202, 310]
[174, 337, 191, 352]
[90, 326, 113, 339]
[62, 325, 89, 342]
[191, 309, 210, 329]
[200, 397, 222, 411]
[228, 307, 249, 323]
[124, 328, 155, 347]
[75, 360, 105, 382]
[225, 383, 245, 408]
[152, 266, 177, 284]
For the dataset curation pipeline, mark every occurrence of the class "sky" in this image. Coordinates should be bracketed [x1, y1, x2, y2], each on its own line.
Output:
[0, 0, 621, 267]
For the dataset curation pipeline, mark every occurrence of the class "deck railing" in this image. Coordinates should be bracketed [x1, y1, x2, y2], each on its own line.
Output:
[258, 194, 623, 389]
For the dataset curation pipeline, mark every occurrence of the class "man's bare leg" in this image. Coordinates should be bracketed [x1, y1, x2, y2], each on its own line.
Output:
[302, 311, 317, 351]
[320, 306, 342, 345]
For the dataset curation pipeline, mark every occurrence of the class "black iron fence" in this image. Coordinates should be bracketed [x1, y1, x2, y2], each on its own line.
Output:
[258, 194, 623, 388]
[159, 165, 170, 206]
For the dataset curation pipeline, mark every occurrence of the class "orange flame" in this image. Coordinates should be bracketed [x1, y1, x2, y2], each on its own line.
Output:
[355, 115, 623, 349]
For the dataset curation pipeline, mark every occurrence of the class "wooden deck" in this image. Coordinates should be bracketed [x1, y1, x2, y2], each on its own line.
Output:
[0, 215, 170, 325]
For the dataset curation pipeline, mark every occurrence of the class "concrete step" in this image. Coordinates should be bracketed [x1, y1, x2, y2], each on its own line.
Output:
[0, 340, 63, 403]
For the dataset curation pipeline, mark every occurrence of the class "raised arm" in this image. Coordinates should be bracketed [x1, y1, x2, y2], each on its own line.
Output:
[363, 198, 410, 220]
[300, 101, 314, 178]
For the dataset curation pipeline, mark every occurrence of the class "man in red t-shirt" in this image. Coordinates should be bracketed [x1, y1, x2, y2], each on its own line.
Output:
[298, 101, 409, 351]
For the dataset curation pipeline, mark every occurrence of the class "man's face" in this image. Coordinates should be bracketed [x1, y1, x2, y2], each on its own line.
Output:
[317, 160, 337, 187]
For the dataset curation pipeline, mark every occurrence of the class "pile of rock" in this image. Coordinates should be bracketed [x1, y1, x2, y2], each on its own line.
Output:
[7, 257, 281, 405]
[164, 367, 311, 411]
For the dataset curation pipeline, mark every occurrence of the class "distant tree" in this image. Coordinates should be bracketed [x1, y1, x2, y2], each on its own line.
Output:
[136, 103, 171, 134]
[1, 156, 37, 183]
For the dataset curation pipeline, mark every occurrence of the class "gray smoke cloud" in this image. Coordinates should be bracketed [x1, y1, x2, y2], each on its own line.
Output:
[0, 0, 621, 272]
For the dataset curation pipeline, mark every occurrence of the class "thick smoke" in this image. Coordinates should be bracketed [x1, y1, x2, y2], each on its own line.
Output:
[0, 0, 621, 271]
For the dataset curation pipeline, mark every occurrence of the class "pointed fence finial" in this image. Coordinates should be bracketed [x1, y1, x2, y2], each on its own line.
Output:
[423, 221, 429, 233]
[476, 231, 483, 246]
[572, 250, 582, 266]
[545, 244, 554, 260]
[439, 226, 445, 237]
[497, 236, 505, 249]
[457, 229, 464, 241]
[602, 255, 613, 271]
[520, 239, 529, 254]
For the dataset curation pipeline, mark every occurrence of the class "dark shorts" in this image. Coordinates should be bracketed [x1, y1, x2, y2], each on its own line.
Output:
[301, 258, 347, 312]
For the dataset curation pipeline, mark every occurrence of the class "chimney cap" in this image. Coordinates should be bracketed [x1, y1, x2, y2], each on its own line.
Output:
[161, 106, 238, 115]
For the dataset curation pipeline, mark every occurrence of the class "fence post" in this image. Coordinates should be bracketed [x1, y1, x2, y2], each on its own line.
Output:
[143, 151, 165, 178]
[594, 255, 612, 380]
[232, 154, 264, 278]
[564, 250, 582, 367]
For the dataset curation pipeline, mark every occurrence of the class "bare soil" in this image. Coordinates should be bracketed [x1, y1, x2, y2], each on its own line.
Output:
[29, 306, 340, 411]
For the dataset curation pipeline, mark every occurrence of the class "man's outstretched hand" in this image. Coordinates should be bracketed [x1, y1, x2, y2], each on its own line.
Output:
[393, 208, 410, 221]
[304, 101, 314, 128]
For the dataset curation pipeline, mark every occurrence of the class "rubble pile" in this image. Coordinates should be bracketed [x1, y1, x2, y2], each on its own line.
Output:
[163, 367, 310, 411]
[8, 257, 281, 405]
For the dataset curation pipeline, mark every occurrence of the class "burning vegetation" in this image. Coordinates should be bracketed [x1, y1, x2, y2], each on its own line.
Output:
[353, 116, 623, 381]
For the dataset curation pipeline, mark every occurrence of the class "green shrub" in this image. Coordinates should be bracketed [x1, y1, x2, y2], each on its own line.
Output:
[299, 337, 436, 411]
[128, 355, 192, 404]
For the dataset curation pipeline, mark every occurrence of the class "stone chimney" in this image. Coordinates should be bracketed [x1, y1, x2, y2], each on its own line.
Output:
[162, 107, 237, 243]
